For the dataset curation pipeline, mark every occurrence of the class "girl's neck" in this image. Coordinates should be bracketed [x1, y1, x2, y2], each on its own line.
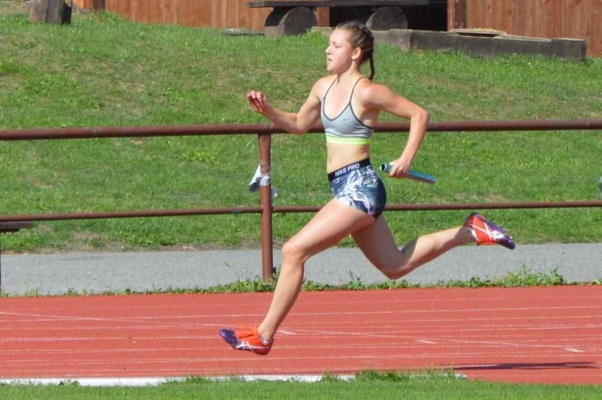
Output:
[334, 69, 363, 85]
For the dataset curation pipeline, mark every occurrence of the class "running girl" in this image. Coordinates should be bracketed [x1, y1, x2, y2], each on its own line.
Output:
[221, 21, 515, 355]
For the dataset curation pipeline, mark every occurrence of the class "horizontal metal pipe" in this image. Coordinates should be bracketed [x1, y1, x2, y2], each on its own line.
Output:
[1, 120, 601, 141]
[0, 124, 275, 141]
[1, 201, 600, 223]
[0, 207, 264, 222]
[273, 201, 602, 213]
[407, 119, 602, 133]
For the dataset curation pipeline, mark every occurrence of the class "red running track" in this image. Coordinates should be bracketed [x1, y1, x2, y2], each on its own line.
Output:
[1, 286, 601, 385]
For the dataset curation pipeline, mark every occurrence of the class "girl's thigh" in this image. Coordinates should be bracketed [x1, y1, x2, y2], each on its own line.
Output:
[285, 198, 375, 259]
[351, 215, 402, 271]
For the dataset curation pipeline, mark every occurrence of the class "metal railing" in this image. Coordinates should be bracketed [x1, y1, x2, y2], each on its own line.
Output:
[1, 119, 601, 282]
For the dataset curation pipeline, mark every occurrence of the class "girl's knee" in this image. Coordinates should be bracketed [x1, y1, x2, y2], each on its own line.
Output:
[384, 269, 409, 280]
[380, 268, 403, 280]
[282, 239, 310, 264]
[376, 260, 410, 280]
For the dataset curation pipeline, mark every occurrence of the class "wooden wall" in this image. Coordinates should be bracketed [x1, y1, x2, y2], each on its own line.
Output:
[449, 0, 602, 57]
[73, 0, 330, 31]
[74, 0, 600, 57]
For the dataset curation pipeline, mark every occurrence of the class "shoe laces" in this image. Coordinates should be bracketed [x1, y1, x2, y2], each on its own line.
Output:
[471, 219, 501, 239]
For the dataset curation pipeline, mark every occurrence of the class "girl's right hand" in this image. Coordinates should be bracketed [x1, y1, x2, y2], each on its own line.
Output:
[247, 90, 271, 115]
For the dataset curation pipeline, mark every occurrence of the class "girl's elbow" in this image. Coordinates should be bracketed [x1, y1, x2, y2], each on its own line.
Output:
[290, 127, 307, 135]
[290, 120, 310, 135]
[411, 109, 429, 128]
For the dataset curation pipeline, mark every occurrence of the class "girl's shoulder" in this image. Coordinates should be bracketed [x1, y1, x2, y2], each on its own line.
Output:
[314, 75, 337, 88]
[311, 75, 337, 97]
[353, 77, 385, 99]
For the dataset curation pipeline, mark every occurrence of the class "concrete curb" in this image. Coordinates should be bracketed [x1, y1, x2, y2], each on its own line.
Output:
[2, 243, 601, 296]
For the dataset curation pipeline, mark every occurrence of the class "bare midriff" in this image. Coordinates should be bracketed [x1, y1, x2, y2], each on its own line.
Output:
[326, 142, 371, 173]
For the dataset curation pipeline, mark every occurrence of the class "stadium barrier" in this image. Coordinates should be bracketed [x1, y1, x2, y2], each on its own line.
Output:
[1, 119, 601, 283]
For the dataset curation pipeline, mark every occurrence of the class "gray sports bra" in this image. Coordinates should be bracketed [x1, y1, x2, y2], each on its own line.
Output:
[321, 77, 374, 145]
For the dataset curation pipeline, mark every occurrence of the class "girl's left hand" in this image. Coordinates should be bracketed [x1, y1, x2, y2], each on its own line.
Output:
[388, 158, 411, 179]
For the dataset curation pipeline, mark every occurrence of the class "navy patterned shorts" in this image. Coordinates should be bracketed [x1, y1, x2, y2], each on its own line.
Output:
[328, 158, 387, 219]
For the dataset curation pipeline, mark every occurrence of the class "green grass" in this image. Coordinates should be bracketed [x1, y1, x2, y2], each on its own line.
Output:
[2, 372, 602, 399]
[1, 5, 601, 254]
[38, 266, 573, 297]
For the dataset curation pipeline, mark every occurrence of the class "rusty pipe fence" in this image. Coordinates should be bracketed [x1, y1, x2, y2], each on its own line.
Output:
[1, 119, 602, 282]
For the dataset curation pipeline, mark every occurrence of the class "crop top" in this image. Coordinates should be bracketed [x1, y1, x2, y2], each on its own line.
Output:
[320, 77, 374, 145]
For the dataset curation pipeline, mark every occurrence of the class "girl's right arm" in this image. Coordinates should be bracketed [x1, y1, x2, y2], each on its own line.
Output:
[247, 81, 323, 135]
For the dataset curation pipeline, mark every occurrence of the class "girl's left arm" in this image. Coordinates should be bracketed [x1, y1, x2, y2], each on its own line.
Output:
[363, 83, 430, 177]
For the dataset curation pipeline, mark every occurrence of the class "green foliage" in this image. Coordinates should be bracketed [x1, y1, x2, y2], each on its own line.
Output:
[3, 370, 602, 399]
[4, 267, 581, 298]
[442, 266, 566, 288]
[355, 369, 459, 382]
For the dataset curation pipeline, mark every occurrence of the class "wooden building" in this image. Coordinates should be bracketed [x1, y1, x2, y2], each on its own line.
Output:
[72, 0, 321, 31]
[73, 0, 601, 57]
[449, 0, 601, 57]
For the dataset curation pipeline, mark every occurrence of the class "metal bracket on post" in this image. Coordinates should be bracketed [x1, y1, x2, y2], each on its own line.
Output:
[249, 164, 277, 205]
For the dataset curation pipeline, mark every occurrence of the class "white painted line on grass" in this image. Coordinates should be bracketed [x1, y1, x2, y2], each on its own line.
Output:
[0, 372, 466, 386]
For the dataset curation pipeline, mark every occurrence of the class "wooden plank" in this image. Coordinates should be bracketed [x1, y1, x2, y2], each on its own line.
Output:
[490, 0, 504, 31]
[502, 0, 514, 32]
[479, 0, 497, 32]
[476, 0, 493, 29]
[448, 0, 466, 30]
[164, 0, 173, 23]
[315, 6, 330, 26]
[551, 0, 563, 39]
[106, 0, 127, 17]
[570, 0, 586, 40]
[535, 0, 553, 39]
[246, 1, 432, 8]
[146, 0, 157, 22]
[512, 0, 526, 36]
[589, 0, 602, 57]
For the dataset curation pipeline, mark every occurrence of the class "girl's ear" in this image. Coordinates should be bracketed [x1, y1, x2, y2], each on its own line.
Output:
[351, 47, 362, 61]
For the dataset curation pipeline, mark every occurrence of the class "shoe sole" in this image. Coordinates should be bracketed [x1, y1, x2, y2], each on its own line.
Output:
[220, 329, 272, 356]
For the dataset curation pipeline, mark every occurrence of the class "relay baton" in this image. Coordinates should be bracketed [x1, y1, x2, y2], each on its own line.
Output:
[379, 163, 437, 185]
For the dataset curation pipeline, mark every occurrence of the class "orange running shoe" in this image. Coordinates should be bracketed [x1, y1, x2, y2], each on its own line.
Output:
[220, 325, 273, 356]
[463, 213, 516, 250]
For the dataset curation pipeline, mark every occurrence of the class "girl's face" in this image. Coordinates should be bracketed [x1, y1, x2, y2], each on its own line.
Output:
[325, 29, 359, 73]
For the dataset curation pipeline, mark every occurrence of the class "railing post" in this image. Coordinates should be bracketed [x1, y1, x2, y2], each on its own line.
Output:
[0, 234, 2, 291]
[258, 133, 274, 282]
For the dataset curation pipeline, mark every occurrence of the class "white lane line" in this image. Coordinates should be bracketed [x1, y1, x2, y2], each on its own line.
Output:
[3, 305, 602, 323]
[430, 337, 596, 353]
[564, 348, 585, 353]
[2, 292, 599, 312]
